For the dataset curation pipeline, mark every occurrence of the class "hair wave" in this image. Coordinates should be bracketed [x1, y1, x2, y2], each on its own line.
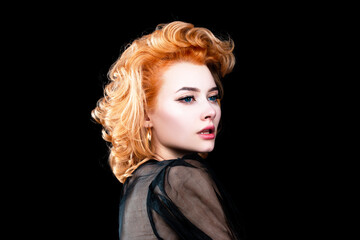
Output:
[92, 21, 235, 183]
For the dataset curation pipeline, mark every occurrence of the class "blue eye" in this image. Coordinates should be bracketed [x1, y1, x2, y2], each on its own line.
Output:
[184, 97, 193, 103]
[208, 95, 219, 102]
[178, 96, 195, 103]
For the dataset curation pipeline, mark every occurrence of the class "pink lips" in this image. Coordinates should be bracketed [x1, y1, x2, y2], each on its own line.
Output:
[197, 125, 216, 140]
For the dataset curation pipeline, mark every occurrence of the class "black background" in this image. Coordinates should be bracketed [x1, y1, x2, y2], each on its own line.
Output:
[12, 2, 331, 239]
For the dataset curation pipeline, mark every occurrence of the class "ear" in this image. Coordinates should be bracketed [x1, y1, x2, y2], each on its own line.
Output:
[143, 111, 153, 128]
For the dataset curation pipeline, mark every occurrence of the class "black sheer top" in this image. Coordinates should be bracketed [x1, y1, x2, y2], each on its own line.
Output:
[118, 154, 243, 239]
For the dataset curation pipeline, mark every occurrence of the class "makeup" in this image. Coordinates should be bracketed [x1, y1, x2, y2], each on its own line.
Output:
[197, 125, 215, 140]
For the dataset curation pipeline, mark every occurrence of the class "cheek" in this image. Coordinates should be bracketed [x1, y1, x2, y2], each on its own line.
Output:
[216, 107, 221, 126]
[151, 102, 193, 138]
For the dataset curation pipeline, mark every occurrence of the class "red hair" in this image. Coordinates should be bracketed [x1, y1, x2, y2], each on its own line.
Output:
[92, 21, 235, 183]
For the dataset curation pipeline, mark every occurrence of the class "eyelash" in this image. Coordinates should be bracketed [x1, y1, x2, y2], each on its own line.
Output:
[177, 95, 220, 104]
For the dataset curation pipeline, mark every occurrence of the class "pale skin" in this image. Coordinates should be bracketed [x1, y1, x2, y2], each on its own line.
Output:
[145, 62, 221, 161]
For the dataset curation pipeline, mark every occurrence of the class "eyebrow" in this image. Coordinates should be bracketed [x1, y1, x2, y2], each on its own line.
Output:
[175, 86, 218, 93]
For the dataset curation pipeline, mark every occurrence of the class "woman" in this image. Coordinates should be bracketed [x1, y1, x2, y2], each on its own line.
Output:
[92, 21, 243, 239]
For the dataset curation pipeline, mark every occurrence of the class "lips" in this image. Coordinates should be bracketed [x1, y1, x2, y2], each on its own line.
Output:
[198, 125, 216, 140]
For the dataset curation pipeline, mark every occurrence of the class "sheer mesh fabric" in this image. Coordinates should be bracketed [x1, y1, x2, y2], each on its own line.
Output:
[118, 154, 243, 240]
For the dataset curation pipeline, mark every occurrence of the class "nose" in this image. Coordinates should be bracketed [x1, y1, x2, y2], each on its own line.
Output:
[200, 102, 217, 121]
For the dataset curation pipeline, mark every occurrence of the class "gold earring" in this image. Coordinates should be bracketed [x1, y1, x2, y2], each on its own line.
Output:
[147, 128, 152, 142]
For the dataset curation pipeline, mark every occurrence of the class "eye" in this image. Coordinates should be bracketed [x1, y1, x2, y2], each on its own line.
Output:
[178, 96, 195, 103]
[208, 94, 219, 102]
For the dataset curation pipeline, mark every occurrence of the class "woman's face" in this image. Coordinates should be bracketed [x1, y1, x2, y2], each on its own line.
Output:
[147, 62, 221, 160]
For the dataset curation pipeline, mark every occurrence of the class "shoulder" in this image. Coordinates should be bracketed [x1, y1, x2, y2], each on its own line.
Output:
[146, 155, 217, 196]
[164, 158, 217, 196]
[123, 159, 164, 189]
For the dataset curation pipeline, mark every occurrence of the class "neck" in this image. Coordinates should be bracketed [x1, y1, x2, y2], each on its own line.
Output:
[152, 141, 193, 161]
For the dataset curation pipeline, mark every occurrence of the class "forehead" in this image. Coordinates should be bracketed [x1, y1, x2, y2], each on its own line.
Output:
[160, 62, 216, 91]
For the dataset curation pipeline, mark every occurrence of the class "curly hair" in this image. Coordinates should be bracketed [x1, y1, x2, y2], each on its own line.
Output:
[92, 21, 235, 183]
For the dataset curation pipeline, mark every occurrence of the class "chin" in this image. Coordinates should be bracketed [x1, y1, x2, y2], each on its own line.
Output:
[195, 142, 215, 153]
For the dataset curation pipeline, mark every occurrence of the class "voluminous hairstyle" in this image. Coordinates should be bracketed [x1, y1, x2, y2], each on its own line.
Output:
[92, 21, 235, 183]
